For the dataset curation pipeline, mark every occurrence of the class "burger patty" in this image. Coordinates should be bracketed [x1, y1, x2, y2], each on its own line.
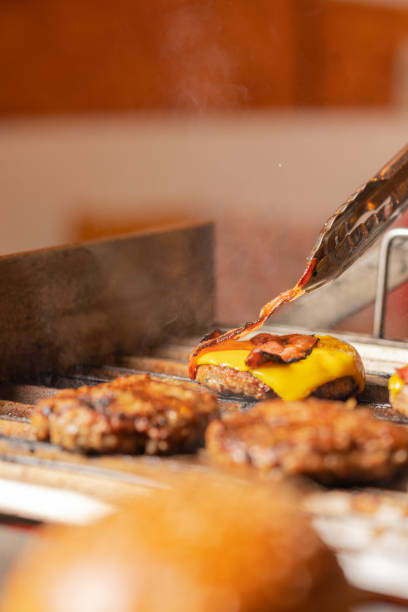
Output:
[32, 374, 219, 454]
[390, 384, 408, 417]
[196, 364, 358, 400]
[206, 398, 408, 483]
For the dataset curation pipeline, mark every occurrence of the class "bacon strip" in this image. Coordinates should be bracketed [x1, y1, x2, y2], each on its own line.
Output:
[250, 333, 278, 346]
[396, 365, 408, 383]
[189, 258, 317, 378]
[245, 334, 318, 368]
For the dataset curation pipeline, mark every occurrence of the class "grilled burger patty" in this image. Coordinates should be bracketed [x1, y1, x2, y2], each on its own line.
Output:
[391, 386, 408, 417]
[193, 334, 365, 401]
[389, 365, 408, 417]
[32, 374, 219, 454]
[206, 398, 408, 483]
[196, 365, 358, 401]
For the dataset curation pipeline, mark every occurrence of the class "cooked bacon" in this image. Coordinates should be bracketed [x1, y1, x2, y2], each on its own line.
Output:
[397, 365, 408, 383]
[200, 329, 223, 342]
[250, 333, 277, 345]
[245, 334, 318, 368]
[189, 258, 317, 378]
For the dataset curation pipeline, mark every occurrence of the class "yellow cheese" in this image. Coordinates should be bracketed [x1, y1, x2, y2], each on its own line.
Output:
[196, 335, 364, 401]
[388, 373, 404, 399]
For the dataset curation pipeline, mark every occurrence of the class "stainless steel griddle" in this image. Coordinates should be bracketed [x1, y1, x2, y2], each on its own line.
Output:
[0, 216, 407, 604]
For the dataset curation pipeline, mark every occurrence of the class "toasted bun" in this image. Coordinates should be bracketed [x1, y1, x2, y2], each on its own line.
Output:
[2, 474, 351, 612]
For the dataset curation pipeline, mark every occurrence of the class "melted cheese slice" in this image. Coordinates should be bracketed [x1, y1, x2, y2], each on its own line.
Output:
[196, 335, 364, 401]
[389, 372, 405, 399]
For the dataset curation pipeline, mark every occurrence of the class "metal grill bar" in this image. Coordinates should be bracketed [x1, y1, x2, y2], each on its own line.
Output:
[373, 228, 408, 339]
[0, 328, 406, 495]
[0, 334, 407, 601]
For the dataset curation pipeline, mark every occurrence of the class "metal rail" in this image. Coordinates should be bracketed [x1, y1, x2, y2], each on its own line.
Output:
[274, 229, 408, 333]
[302, 143, 408, 293]
[373, 228, 408, 339]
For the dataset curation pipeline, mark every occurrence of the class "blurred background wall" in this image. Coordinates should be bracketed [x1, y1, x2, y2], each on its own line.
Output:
[1, 0, 408, 336]
[2, 0, 408, 112]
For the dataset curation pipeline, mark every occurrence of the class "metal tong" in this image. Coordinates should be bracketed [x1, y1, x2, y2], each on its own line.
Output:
[302, 143, 408, 294]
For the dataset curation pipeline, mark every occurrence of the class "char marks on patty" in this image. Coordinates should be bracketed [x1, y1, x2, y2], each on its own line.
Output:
[32, 374, 219, 454]
[196, 364, 275, 400]
[390, 384, 408, 418]
[196, 363, 357, 401]
[206, 398, 408, 484]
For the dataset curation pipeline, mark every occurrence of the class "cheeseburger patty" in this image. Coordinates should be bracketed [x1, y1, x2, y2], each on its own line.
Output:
[32, 374, 219, 454]
[389, 365, 408, 417]
[193, 333, 364, 401]
[391, 386, 408, 417]
[206, 398, 408, 483]
[196, 365, 358, 401]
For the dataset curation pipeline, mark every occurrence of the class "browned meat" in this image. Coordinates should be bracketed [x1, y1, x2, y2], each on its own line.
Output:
[389, 367, 408, 417]
[391, 384, 408, 417]
[196, 365, 275, 400]
[32, 374, 219, 454]
[196, 363, 357, 401]
[312, 376, 358, 400]
[206, 398, 408, 484]
[397, 365, 408, 382]
[246, 333, 318, 367]
[189, 259, 317, 378]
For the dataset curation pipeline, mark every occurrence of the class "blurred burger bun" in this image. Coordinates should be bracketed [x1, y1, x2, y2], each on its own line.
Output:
[2, 474, 351, 612]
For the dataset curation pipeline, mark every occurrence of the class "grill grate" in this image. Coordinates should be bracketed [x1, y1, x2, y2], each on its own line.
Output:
[0, 325, 407, 475]
[0, 333, 256, 509]
[1, 222, 408, 601]
[1, 329, 408, 603]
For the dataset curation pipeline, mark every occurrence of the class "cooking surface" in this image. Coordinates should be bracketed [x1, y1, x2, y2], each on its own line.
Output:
[0, 223, 407, 603]
[0, 326, 408, 605]
[0, 325, 407, 502]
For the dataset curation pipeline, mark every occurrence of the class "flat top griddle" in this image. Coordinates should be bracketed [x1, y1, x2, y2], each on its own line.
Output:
[1, 221, 408, 605]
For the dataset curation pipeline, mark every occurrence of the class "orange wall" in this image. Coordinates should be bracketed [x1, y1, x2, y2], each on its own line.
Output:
[0, 0, 408, 114]
[0, 0, 295, 113]
[322, 1, 408, 106]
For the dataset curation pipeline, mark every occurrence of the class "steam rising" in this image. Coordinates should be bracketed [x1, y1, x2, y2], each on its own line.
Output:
[162, 4, 247, 110]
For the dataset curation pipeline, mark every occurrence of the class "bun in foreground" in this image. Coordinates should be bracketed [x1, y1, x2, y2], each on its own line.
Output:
[2, 474, 351, 612]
